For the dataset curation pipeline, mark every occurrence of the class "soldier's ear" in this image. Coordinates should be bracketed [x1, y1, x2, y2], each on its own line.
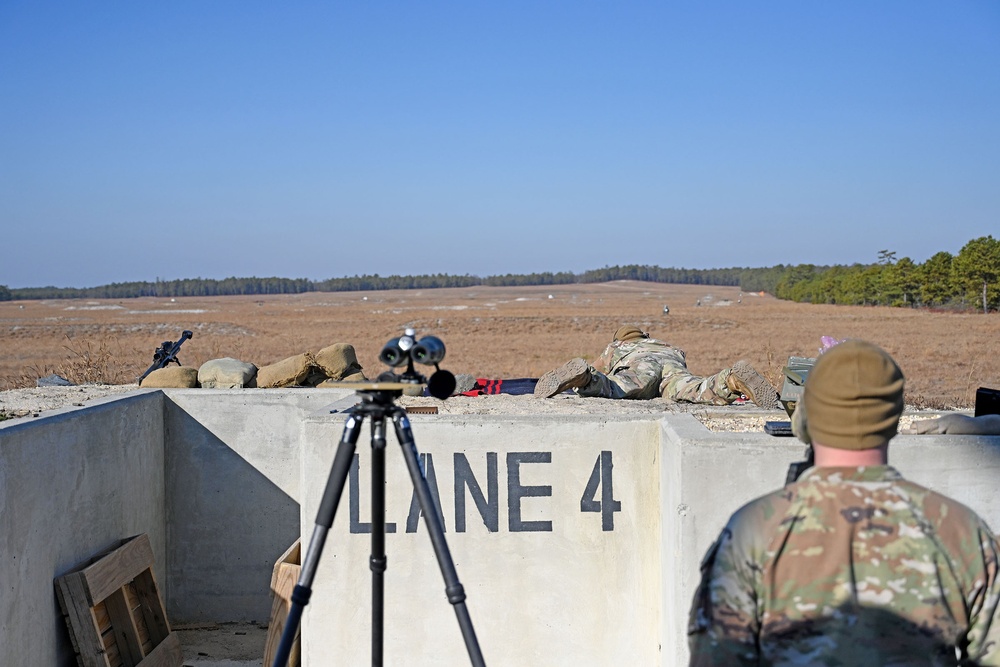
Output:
[792, 404, 811, 445]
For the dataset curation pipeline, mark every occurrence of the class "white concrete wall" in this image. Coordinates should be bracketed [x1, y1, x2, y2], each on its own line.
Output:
[298, 408, 1000, 667]
[161, 388, 355, 622]
[300, 412, 664, 666]
[3, 390, 999, 666]
[0, 391, 165, 666]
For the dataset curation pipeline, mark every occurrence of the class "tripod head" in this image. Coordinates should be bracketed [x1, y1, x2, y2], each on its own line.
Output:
[376, 328, 456, 399]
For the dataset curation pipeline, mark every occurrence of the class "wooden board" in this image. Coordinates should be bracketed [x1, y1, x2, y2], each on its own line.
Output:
[55, 534, 180, 667]
[263, 539, 301, 667]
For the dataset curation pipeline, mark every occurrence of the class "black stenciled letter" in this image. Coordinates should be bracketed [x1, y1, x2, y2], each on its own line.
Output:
[406, 453, 446, 533]
[349, 453, 397, 535]
[507, 452, 552, 532]
[454, 452, 499, 532]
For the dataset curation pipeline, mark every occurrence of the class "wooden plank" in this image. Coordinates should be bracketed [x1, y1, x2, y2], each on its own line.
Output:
[104, 639, 122, 667]
[263, 540, 301, 667]
[132, 569, 171, 644]
[124, 582, 152, 650]
[104, 589, 142, 666]
[55, 571, 110, 667]
[134, 632, 182, 667]
[79, 535, 154, 605]
[95, 601, 112, 635]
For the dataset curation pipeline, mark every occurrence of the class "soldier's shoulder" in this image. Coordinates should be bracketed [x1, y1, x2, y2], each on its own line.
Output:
[901, 478, 998, 536]
[727, 486, 796, 534]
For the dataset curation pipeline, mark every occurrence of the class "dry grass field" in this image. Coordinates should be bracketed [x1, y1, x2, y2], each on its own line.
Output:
[1, 281, 998, 408]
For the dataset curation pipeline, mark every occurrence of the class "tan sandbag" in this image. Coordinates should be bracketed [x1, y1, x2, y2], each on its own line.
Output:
[302, 366, 330, 387]
[140, 366, 199, 388]
[199, 357, 258, 389]
[256, 353, 315, 388]
[315, 343, 365, 380]
[315, 371, 368, 388]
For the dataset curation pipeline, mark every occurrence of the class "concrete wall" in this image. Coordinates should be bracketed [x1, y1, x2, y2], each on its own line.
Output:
[0, 391, 165, 666]
[161, 388, 354, 622]
[300, 413, 664, 666]
[3, 390, 999, 666]
[298, 407, 1000, 667]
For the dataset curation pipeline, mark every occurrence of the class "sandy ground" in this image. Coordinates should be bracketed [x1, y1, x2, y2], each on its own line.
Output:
[0, 383, 138, 418]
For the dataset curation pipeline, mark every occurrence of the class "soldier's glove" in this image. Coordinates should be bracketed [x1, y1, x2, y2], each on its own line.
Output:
[902, 414, 1000, 435]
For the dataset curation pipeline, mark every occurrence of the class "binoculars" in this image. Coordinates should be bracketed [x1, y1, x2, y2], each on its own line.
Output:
[377, 328, 456, 400]
[379, 329, 447, 368]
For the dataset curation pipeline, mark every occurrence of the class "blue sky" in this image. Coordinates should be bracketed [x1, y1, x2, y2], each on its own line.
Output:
[1, 2, 998, 288]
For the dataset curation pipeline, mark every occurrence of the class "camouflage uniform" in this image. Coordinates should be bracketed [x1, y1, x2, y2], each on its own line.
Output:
[578, 337, 735, 404]
[688, 466, 1000, 666]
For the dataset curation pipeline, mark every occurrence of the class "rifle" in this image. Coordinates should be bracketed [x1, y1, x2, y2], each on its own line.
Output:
[785, 445, 814, 485]
[138, 330, 193, 383]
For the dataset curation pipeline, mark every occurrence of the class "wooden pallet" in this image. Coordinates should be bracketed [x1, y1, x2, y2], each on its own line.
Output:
[55, 534, 181, 667]
[263, 539, 301, 667]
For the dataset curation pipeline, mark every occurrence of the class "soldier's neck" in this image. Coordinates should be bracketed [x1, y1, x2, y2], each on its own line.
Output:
[812, 442, 888, 468]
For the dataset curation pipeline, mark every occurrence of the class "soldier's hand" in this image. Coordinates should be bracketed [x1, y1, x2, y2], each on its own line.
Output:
[902, 414, 1000, 435]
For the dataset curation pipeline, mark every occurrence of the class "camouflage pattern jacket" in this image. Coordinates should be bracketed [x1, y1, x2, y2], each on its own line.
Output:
[594, 337, 686, 374]
[688, 466, 1000, 666]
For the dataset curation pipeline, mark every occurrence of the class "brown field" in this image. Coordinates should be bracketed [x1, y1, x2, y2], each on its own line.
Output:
[1, 281, 998, 408]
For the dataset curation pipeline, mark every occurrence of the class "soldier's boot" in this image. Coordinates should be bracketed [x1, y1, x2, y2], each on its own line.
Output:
[726, 360, 781, 409]
[533, 358, 591, 398]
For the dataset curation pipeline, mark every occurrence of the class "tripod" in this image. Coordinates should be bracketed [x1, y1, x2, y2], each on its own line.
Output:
[272, 385, 486, 667]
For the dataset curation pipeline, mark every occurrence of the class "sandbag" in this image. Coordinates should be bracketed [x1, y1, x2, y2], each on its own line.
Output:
[315, 371, 367, 388]
[140, 366, 199, 388]
[198, 358, 258, 389]
[256, 353, 315, 388]
[314, 343, 365, 381]
[303, 366, 330, 388]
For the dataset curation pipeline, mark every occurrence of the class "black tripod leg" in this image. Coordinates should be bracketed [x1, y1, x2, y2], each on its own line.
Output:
[272, 412, 365, 667]
[370, 415, 388, 666]
[391, 411, 486, 667]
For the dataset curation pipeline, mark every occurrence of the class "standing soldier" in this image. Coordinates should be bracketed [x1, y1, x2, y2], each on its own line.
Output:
[533, 325, 780, 409]
[688, 340, 1000, 665]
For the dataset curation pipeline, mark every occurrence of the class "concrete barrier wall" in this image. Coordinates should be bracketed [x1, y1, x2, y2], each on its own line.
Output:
[297, 406, 1000, 667]
[3, 390, 999, 666]
[300, 412, 664, 666]
[0, 391, 165, 666]
[161, 388, 355, 622]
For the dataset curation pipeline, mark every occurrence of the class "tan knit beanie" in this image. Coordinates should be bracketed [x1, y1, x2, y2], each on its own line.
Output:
[613, 325, 647, 342]
[803, 340, 904, 450]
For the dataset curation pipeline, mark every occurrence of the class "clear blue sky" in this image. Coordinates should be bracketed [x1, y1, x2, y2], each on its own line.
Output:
[2, 2, 998, 288]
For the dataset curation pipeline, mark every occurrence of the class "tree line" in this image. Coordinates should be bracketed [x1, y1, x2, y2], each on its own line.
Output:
[1, 235, 996, 313]
[770, 236, 1000, 313]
